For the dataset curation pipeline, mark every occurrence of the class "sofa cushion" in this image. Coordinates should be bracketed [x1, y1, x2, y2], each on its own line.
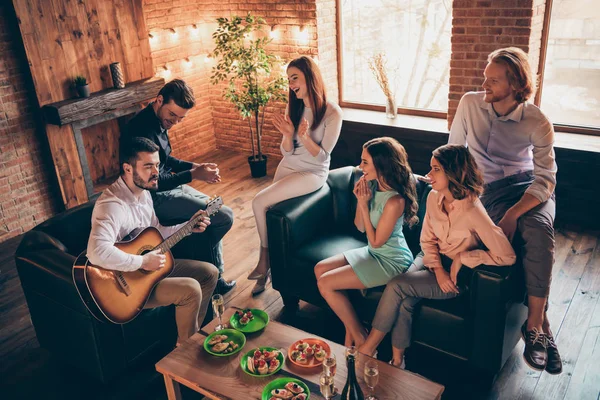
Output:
[296, 233, 367, 266]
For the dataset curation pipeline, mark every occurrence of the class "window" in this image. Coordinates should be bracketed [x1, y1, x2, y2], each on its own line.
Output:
[338, 0, 452, 116]
[539, 0, 600, 131]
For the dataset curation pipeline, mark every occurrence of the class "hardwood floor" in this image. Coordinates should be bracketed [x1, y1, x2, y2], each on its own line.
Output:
[0, 150, 598, 400]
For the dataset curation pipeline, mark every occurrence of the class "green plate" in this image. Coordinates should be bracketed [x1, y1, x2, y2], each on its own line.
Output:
[240, 347, 284, 377]
[230, 309, 270, 333]
[262, 377, 310, 400]
[203, 329, 246, 357]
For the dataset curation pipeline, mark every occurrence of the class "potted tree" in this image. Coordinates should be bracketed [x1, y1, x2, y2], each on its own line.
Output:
[73, 75, 90, 98]
[210, 13, 288, 178]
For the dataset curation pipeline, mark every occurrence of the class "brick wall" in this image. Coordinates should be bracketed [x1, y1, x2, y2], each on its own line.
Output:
[141, 0, 339, 160]
[448, 0, 546, 128]
[0, 3, 58, 242]
[142, 0, 217, 162]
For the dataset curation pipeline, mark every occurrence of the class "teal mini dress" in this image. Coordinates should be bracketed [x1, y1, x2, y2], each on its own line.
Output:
[344, 181, 414, 288]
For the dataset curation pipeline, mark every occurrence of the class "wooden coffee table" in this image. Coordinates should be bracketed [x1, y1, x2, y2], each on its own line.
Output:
[156, 307, 444, 399]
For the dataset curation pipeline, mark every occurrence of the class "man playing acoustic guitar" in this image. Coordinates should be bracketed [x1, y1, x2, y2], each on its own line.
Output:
[87, 137, 218, 343]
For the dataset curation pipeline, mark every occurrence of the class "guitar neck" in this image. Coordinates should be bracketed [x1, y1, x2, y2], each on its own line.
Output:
[155, 217, 198, 253]
[155, 196, 222, 253]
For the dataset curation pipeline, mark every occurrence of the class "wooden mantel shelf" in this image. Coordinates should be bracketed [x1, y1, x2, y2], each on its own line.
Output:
[42, 77, 165, 126]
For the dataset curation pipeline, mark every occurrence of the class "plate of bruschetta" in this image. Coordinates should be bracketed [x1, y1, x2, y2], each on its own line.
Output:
[230, 308, 270, 333]
[287, 338, 330, 368]
[240, 346, 284, 377]
[203, 329, 246, 357]
[262, 377, 309, 400]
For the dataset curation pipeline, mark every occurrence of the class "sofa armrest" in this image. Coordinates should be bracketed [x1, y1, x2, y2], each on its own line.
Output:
[15, 249, 89, 315]
[465, 263, 520, 373]
[267, 185, 333, 288]
[16, 230, 68, 255]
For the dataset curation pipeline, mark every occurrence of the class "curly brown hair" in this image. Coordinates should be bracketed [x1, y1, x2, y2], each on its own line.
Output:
[487, 47, 535, 103]
[363, 137, 419, 227]
[432, 144, 484, 200]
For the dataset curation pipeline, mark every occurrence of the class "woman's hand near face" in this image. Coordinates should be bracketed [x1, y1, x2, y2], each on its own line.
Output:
[355, 176, 371, 206]
[273, 113, 295, 138]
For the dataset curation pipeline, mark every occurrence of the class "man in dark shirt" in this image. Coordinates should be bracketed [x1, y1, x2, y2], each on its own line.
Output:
[124, 79, 236, 294]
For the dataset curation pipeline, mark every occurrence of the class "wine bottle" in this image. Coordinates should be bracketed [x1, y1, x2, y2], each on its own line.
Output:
[341, 349, 364, 399]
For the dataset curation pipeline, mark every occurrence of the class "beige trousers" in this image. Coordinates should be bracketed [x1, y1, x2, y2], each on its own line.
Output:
[144, 259, 218, 342]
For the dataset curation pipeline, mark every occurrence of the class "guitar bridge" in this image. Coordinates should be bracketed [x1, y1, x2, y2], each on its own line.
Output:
[114, 272, 132, 296]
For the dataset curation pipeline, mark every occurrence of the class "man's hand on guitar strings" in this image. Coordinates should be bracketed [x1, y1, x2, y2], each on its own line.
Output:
[190, 209, 211, 233]
[141, 249, 166, 271]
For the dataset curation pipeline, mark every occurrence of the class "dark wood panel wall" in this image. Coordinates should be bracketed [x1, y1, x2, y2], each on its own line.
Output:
[332, 121, 600, 229]
[11, 0, 153, 208]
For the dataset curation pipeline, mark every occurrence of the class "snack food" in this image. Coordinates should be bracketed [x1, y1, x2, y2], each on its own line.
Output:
[245, 347, 282, 376]
[271, 388, 293, 399]
[314, 349, 327, 362]
[285, 382, 305, 394]
[268, 358, 280, 373]
[235, 309, 255, 326]
[292, 393, 307, 400]
[257, 359, 268, 375]
[295, 341, 308, 351]
[207, 334, 227, 345]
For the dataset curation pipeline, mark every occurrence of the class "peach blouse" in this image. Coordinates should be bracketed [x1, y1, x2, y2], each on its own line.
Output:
[421, 190, 517, 269]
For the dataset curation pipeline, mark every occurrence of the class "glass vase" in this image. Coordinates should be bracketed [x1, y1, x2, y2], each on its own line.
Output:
[385, 96, 397, 119]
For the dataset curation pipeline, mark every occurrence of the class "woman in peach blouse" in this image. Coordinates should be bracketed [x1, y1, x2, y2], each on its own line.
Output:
[358, 144, 516, 368]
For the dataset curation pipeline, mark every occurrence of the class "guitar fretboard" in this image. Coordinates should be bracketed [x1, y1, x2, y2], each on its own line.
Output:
[153, 196, 222, 254]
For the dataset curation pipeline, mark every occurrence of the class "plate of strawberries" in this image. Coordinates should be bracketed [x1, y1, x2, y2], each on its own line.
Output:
[230, 308, 270, 333]
[240, 347, 284, 377]
[287, 338, 330, 368]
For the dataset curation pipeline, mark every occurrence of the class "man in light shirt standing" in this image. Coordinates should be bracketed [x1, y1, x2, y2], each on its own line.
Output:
[87, 137, 218, 344]
[449, 47, 562, 375]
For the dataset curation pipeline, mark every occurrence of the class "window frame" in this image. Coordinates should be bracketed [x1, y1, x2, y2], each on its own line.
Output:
[336, 0, 600, 134]
[335, 0, 448, 120]
[535, 0, 600, 136]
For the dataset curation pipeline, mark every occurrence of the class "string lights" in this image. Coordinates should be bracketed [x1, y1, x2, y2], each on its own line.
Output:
[150, 22, 313, 77]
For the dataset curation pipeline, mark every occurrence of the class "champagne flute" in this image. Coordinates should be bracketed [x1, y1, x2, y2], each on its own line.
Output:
[211, 294, 225, 331]
[323, 352, 337, 377]
[364, 359, 379, 400]
[319, 372, 335, 400]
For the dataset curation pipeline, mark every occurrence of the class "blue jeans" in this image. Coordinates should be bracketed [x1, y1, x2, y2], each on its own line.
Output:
[152, 184, 234, 275]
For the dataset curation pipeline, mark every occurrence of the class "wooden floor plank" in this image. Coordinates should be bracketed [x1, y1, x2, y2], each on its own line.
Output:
[534, 236, 600, 400]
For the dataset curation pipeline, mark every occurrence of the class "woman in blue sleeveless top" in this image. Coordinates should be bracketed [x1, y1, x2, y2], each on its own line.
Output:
[315, 137, 419, 347]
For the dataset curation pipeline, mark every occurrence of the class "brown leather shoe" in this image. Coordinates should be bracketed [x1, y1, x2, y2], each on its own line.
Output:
[521, 324, 547, 371]
[521, 321, 562, 374]
[544, 333, 563, 375]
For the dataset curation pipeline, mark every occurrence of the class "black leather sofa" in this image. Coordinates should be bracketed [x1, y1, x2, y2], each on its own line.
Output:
[267, 166, 528, 378]
[14, 200, 177, 383]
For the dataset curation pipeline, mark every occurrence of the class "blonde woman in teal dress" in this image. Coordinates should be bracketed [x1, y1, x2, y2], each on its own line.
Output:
[315, 137, 419, 347]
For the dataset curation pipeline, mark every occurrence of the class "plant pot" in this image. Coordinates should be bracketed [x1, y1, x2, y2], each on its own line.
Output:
[77, 84, 90, 98]
[248, 155, 268, 178]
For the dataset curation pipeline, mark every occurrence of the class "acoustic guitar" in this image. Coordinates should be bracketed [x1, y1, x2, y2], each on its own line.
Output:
[73, 196, 223, 324]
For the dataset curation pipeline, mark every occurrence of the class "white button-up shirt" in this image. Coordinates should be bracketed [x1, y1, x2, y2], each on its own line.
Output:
[86, 177, 183, 271]
[449, 92, 557, 203]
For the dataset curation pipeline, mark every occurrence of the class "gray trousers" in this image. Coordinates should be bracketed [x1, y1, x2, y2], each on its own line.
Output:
[152, 185, 234, 275]
[371, 253, 461, 349]
[480, 171, 555, 298]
